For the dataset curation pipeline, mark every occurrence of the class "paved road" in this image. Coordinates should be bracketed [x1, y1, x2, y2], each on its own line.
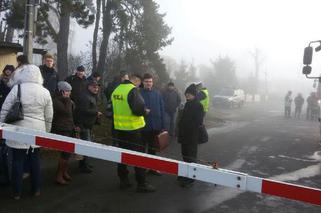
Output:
[1, 101, 321, 213]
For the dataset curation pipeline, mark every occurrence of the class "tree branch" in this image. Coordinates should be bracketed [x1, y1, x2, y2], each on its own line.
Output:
[48, 4, 60, 18]
[44, 18, 58, 39]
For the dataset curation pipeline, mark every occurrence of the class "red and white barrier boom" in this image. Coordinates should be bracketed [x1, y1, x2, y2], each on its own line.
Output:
[1, 123, 321, 206]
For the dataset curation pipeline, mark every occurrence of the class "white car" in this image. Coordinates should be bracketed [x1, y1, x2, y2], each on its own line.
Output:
[212, 88, 245, 108]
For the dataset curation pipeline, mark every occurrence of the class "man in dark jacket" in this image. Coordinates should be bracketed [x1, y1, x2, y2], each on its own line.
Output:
[74, 80, 102, 173]
[87, 72, 101, 82]
[105, 71, 129, 146]
[112, 74, 155, 193]
[162, 82, 181, 136]
[177, 83, 205, 187]
[65, 65, 87, 105]
[39, 53, 59, 96]
[294, 93, 304, 119]
[140, 73, 165, 175]
[105, 70, 129, 102]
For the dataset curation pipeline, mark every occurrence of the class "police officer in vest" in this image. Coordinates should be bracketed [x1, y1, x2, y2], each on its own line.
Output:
[196, 82, 209, 113]
[111, 73, 156, 193]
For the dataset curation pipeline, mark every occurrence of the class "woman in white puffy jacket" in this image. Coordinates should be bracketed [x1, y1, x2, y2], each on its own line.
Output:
[0, 63, 53, 199]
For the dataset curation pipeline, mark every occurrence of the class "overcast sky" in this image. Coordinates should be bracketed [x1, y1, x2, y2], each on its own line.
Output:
[73, 0, 321, 95]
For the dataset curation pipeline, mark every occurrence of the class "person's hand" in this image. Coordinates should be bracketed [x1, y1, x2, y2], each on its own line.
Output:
[74, 127, 80, 132]
[145, 109, 151, 114]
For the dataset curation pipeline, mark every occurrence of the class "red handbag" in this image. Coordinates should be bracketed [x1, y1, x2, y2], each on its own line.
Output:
[155, 131, 169, 152]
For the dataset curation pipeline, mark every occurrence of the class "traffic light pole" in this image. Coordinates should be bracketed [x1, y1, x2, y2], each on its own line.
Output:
[23, 0, 35, 63]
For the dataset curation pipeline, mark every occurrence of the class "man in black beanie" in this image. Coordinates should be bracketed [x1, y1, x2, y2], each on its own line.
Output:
[177, 83, 205, 187]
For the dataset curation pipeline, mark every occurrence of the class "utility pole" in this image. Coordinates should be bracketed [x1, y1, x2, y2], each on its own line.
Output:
[264, 71, 268, 102]
[23, 0, 35, 63]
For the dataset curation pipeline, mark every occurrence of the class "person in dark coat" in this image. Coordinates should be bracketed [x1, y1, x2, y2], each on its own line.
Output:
[105, 71, 129, 146]
[140, 73, 165, 175]
[0, 64, 14, 186]
[294, 93, 304, 119]
[306, 92, 313, 120]
[162, 82, 181, 136]
[0, 65, 15, 109]
[65, 65, 87, 105]
[74, 79, 102, 173]
[284, 91, 292, 118]
[51, 81, 75, 185]
[39, 53, 59, 96]
[112, 74, 155, 193]
[87, 72, 101, 82]
[105, 71, 129, 102]
[177, 83, 205, 187]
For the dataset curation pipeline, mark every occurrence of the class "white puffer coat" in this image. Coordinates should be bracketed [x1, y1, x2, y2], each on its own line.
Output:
[0, 64, 53, 149]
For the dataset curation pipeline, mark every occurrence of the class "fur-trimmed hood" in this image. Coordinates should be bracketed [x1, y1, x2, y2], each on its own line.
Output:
[8, 64, 43, 87]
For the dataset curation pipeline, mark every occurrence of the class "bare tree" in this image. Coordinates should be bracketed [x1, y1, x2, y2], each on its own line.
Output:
[249, 48, 265, 100]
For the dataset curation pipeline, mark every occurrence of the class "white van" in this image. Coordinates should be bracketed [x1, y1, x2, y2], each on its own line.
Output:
[212, 88, 245, 108]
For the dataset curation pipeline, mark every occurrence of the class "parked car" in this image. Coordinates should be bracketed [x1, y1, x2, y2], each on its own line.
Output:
[212, 88, 245, 108]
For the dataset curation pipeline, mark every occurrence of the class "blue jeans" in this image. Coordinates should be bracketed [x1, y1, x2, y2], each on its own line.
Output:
[79, 128, 92, 168]
[11, 147, 41, 196]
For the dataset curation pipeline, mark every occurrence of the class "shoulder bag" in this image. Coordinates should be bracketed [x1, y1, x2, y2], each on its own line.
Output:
[5, 84, 24, 123]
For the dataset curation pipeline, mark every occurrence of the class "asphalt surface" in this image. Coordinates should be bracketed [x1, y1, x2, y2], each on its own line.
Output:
[1, 101, 321, 213]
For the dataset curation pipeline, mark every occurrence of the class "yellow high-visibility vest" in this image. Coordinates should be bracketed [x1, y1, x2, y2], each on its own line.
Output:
[200, 89, 209, 112]
[111, 83, 145, 130]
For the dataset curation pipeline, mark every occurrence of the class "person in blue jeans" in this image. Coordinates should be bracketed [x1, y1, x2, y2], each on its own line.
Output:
[0, 62, 53, 199]
[74, 80, 102, 173]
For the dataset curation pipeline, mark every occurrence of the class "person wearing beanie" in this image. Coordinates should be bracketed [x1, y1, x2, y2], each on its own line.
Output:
[0, 65, 15, 109]
[177, 83, 205, 187]
[65, 65, 87, 105]
[51, 81, 75, 185]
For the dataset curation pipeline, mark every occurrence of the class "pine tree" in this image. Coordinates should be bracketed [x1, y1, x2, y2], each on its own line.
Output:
[6, 0, 95, 79]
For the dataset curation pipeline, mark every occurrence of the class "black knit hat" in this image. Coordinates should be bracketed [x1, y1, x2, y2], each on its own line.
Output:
[76, 65, 85, 72]
[185, 83, 197, 96]
[3, 65, 15, 72]
[87, 79, 99, 87]
[168, 82, 174, 86]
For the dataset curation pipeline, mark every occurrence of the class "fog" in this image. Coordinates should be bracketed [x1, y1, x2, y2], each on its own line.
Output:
[73, 0, 321, 99]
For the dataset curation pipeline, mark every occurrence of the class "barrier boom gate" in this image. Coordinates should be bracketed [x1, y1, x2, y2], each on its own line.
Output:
[1, 123, 321, 206]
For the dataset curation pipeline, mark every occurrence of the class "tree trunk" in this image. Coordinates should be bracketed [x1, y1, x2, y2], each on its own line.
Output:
[57, 3, 71, 80]
[92, 0, 101, 73]
[0, 21, 5, 41]
[5, 26, 14, 42]
[96, 0, 113, 77]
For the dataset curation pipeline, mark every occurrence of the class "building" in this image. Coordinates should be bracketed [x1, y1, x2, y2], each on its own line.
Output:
[0, 42, 46, 71]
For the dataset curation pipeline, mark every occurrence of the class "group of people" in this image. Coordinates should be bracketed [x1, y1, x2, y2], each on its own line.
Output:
[284, 91, 320, 120]
[0, 53, 210, 199]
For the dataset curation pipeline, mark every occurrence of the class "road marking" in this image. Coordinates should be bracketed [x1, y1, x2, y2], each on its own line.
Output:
[260, 137, 271, 142]
[207, 121, 250, 136]
[199, 151, 321, 210]
[269, 151, 321, 163]
[271, 164, 321, 182]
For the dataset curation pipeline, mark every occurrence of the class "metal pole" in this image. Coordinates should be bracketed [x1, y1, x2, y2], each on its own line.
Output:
[23, 0, 35, 63]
